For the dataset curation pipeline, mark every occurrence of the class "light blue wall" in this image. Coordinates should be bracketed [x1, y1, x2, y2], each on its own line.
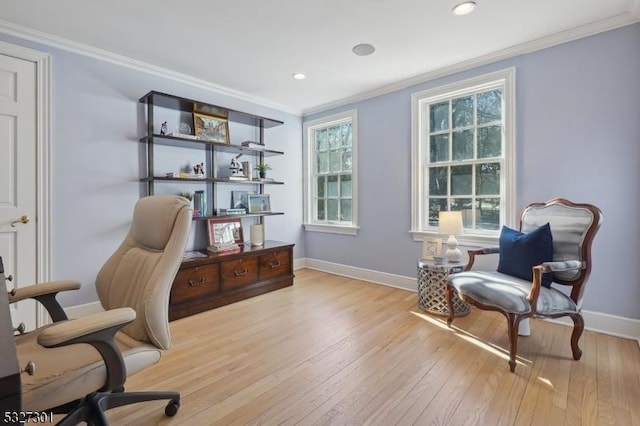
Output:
[0, 33, 304, 308]
[304, 24, 640, 319]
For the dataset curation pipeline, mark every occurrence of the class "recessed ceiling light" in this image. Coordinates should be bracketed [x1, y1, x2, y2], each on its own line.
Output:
[352, 43, 376, 56]
[452, 1, 477, 16]
[292, 73, 306, 80]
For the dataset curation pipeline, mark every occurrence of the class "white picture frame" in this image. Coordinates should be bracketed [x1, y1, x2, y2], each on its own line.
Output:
[421, 238, 442, 260]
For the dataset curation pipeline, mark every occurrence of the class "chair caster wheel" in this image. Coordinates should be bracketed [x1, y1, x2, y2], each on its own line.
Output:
[165, 399, 180, 417]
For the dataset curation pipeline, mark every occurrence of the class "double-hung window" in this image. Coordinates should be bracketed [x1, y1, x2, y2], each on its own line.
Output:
[303, 110, 358, 235]
[411, 69, 516, 244]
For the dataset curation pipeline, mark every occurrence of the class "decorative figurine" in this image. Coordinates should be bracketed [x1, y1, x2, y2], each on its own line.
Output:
[160, 121, 168, 135]
[193, 162, 205, 176]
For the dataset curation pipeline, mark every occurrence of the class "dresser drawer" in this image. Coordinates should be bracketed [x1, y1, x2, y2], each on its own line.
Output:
[171, 263, 220, 304]
[220, 257, 258, 291]
[259, 250, 291, 281]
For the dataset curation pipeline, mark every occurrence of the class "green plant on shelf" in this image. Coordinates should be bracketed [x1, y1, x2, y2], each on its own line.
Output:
[257, 162, 271, 178]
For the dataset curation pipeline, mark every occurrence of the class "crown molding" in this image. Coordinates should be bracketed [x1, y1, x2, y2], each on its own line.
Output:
[0, 19, 301, 116]
[303, 12, 640, 117]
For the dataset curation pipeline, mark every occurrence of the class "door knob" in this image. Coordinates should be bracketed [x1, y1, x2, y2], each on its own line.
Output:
[10, 215, 29, 227]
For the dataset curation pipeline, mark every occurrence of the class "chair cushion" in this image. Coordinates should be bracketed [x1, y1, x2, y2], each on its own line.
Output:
[447, 270, 578, 315]
[17, 328, 161, 412]
[497, 223, 554, 288]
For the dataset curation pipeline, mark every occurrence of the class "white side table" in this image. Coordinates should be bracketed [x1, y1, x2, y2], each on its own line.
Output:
[417, 259, 470, 317]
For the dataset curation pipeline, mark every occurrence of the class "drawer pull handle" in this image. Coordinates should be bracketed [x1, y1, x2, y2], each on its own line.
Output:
[188, 278, 205, 287]
[234, 268, 248, 276]
[270, 261, 281, 268]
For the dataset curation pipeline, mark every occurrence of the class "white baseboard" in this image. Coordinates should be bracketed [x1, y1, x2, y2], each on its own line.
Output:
[299, 258, 640, 344]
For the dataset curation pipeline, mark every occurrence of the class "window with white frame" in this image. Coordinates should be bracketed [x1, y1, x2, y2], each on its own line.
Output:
[411, 68, 516, 244]
[303, 110, 358, 235]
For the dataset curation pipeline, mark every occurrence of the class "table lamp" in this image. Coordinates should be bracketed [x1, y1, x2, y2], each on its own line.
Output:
[439, 211, 463, 263]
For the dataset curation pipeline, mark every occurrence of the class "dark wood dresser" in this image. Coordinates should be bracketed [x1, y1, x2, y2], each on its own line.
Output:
[169, 241, 294, 321]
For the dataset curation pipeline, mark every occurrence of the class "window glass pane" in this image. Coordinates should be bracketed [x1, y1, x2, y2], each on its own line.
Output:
[452, 96, 474, 128]
[477, 125, 502, 158]
[428, 167, 447, 196]
[475, 198, 500, 230]
[327, 175, 339, 197]
[342, 148, 352, 171]
[430, 134, 449, 162]
[452, 130, 473, 161]
[476, 162, 501, 195]
[315, 128, 328, 151]
[428, 198, 448, 226]
[340, 199, 352, 221]
[451, 199, 473, 228]
[316, 199, 325, 221]
[430, 102, 449, 132]
[477, 90, 502, 124]
[327, 199, 339, 221]
[328, 126, 339, 148]
[341, 123, 352, 146]
[317, 151, 329, 173]
[316, 176, 325, 198]
[330, 150, 341, 172]
[451, 165, 472, 195]
[340, 175, 352, 197]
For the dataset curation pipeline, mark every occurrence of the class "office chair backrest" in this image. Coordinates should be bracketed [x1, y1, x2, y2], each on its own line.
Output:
[95, 195, 192, 349]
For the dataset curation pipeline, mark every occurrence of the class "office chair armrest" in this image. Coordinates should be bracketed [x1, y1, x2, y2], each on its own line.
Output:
[540, 260, 583, 273]
[8, 280, 81, 322]
[37, 307, 136, 347]
[466, 247, 500, 270]
[37, 307, 136, 391]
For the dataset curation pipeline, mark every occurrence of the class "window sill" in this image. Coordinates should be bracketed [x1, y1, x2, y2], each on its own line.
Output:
[304, 223, 359, 236]
[410, 230, 498, 248]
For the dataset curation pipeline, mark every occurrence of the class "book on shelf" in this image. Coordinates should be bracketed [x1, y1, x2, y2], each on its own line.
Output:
[241, 140, 265, 149]
[166, 132, 198, 140]
[207, 243, 241, 253]
[222, 176, 249, 181]
[218, 208, 246, 215]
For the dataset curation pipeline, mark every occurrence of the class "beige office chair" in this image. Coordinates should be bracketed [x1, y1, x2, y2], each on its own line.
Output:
[445, 198, 602, 372]
[10, 195, 192, 425]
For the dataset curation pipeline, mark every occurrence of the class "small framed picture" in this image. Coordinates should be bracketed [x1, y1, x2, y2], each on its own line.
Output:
[231, 191, 250, 210]
[247, 194, 271, 214]
[193, 112, 230, 144]
[207, 218, 243, 246]
[421, 238, 442, 260]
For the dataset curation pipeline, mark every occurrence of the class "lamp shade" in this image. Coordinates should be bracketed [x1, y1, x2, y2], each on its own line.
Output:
[439, 211, 463, 235]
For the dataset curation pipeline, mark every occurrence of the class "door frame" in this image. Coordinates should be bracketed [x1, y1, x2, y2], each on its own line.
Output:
[0, 40, 52, 327]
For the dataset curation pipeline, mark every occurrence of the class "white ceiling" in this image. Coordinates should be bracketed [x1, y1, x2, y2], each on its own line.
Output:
[0, 0, 638, 115]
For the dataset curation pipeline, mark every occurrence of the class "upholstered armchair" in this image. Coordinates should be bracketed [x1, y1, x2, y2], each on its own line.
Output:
[445, 198, 602, 372]
[10, 195, 192, 424]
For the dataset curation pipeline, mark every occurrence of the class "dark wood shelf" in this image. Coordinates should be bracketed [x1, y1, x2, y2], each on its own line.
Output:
[139, 91, 283, 129]
[140, 177, 284, 185]
[138, 134, 284, 156]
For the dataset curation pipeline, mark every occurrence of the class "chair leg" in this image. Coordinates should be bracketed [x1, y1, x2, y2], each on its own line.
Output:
[569, 313, 584, 360]
[506, 313, 522, 373]
[445, 284, 455, 327]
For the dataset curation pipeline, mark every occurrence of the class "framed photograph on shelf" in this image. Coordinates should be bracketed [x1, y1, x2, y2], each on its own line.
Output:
[231, 190, 250, 210]
[247, 194, 271, 214]
[421, 238, 442, 260]
[193, 112, 230, 144]
[207, 217, 243, 246]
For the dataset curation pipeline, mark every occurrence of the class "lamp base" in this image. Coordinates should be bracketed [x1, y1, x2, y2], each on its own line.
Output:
[445, 235, 462, 263]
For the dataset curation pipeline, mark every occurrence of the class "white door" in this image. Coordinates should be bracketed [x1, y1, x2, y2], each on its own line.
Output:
[0, 52, 38, 331]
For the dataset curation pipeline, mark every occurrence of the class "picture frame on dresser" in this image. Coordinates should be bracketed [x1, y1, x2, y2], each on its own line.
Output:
[207, 217, 243, 245]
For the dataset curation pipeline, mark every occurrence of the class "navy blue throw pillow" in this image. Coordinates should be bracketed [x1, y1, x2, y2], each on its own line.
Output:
[497, 223, 554, 288]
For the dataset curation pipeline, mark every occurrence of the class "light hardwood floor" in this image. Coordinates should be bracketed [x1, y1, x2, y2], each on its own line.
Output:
[108, 268, 640, 425]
